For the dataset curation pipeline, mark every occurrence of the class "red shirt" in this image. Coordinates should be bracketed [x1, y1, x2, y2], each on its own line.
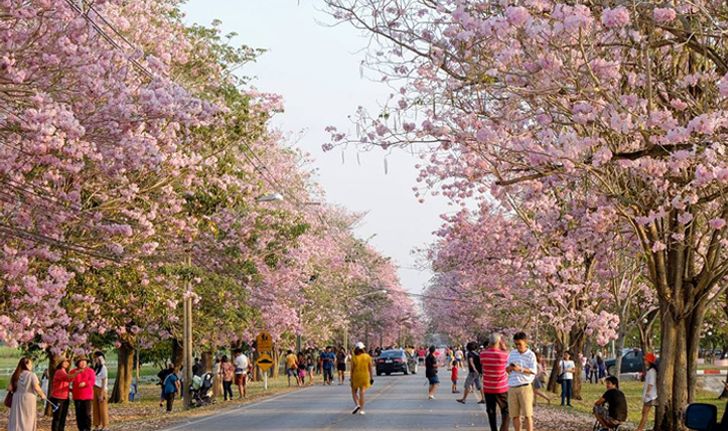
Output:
[451, 365, 458, 382]
[50, 368, 73, 400]
[71, 367, 95, 400]
[480, 347, 508, 394]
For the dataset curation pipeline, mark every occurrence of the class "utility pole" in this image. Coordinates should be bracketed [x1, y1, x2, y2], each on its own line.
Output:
[183, 254, 193, 409]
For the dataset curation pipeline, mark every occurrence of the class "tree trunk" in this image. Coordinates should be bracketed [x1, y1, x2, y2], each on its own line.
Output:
[171, 338, 184, 369]
[655, 306, 689, 431]
[686, 302, 706, 401]
[201, 351, 213, 373]
[570, 330, 586, 401]
[614, 327, 627, 377]
[110, 341, 134, 404]
[546, 341, 564, 393]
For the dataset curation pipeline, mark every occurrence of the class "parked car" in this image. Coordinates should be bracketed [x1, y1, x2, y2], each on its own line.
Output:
[376, 349, 417, 376]
[606, 349, 644, 375]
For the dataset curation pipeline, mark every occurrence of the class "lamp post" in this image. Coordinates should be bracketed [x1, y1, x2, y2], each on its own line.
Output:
[182, 253, 193, 409]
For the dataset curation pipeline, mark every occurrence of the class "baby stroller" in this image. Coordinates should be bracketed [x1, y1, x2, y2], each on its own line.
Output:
[190, 372, 214, 407]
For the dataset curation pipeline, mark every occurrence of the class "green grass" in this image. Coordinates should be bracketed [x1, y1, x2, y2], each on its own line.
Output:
[543, 380, 725, 428]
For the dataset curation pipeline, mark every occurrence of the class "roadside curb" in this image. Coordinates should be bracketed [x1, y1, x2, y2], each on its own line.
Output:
[161, 385, 317, 431]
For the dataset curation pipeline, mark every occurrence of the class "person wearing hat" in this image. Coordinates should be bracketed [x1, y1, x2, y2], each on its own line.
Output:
[71, 357, 95, 431]
[636, 352, 658, 431]
[350, 342, 373, 415]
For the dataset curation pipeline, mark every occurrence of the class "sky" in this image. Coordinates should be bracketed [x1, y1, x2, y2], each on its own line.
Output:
[182, 1, 453, 295]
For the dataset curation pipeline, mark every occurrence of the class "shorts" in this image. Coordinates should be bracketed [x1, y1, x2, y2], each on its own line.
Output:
[533, 378, 543, 390]
[594, 405, 622, 428]
[508, 384, 534, 418]
[644, 399, 658, 407]
[465, 372, 482, 391]
[323, 368, 334, 380]
[337, 364, 346, 371]
[427, 375, 440, 385]
[287, 368, 298, 377]
[234, 373, 247, 385]
[298, 369, 306, 378]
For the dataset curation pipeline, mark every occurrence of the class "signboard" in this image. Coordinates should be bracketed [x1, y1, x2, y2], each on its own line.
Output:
[256, 352, 274, 372]
[256, 331, 273, 352]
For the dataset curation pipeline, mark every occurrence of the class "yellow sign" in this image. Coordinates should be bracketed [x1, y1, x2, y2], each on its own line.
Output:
[256, 352, 274, 372]
[256, 331, 273, 352]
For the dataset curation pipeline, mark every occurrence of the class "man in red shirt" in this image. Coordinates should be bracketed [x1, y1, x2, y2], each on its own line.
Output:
[480, 333, 510, 431]
[71, 357, 95, 431]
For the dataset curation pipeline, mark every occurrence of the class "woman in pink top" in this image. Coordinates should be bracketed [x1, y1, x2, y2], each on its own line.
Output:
[71, 357, 95, 431]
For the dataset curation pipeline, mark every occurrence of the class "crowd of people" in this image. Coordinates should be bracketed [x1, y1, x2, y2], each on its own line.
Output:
[6, 352, 108, 431]
[418, 332, 662, 431]
[4, 338, 662, 431]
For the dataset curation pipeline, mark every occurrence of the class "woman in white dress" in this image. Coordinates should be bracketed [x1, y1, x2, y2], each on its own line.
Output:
[8, 357, 47, 431]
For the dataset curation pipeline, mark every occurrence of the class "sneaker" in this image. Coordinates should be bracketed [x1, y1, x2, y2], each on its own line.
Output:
[359, 410, 366, 415]
[352, 405, 361, 414]
[428, 395, 435, 400]
[456, 399, 465, 404]
[478, 400, 485, 404]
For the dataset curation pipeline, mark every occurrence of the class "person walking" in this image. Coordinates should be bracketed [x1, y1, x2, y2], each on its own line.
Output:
[320, 346, 336, 385]
[7, 357, 48, 431]
[457, 341, 483, 404]
[597, 354, 606, 383]
[425, 345, 439, 400]
[285, 350, 299, 387]
[481, 333, 510, 431]
[71, 357, 95, 431]
[50, 357, 75, 431]
[219, 356, 234, 401]
[636, 352, 658, 431]
[336, 347, 347, 385]
[156, 364, 173, 410]
[91, 352, 109, 431]
[297, 352, 307, 386]
[455, 347, 464, 369]
[232, 348, 249, 399]
[350, 342, 373, 415]
[161, 366, 181, 412]
[506, 332, 537, 431]
[532, 352, 552, 404]
[559, 351, 575, 407]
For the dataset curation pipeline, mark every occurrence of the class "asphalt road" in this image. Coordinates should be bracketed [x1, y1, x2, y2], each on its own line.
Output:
[163, 373, 488, 430]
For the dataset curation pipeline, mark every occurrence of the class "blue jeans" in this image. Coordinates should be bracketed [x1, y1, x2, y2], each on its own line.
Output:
[561, 379, 573, 405]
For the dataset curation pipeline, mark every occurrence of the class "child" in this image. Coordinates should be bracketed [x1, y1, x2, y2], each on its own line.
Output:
[451, 359, 459, 393]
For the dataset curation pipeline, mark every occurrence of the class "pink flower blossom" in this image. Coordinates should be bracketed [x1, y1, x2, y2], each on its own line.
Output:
[710, 218, 727, 230]
[653, 8, 677, 24]
[601, 7, 631, 28]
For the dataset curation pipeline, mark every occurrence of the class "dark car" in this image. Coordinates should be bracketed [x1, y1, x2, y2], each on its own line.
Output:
[376, 349, 416, 376]
[606, 349, 644, 375]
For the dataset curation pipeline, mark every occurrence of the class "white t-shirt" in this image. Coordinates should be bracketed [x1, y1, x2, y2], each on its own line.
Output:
[234, 354, 249, 375]
[95, 364, 108, 390]
[455, 350, 464, 360]
[643, 368, 658, 402]
[560, 360, 575, 380]
[506, 349, 537, 387]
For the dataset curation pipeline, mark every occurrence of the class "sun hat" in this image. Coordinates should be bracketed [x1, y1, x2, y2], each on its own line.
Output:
[355, 342, 365, 349]
[644, 352, 657, 364]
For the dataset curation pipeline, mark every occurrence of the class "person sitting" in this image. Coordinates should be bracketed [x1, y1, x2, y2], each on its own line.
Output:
[593, 376, 628, 430]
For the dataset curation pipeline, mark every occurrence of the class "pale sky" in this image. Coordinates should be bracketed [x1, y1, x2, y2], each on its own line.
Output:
[182, 0, 453, 295]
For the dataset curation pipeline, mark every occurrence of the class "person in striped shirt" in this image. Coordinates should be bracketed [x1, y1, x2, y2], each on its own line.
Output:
[480, 333, 510, 431]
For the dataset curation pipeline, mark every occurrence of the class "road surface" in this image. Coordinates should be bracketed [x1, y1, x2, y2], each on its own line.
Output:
[163, 373, 488, 430]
